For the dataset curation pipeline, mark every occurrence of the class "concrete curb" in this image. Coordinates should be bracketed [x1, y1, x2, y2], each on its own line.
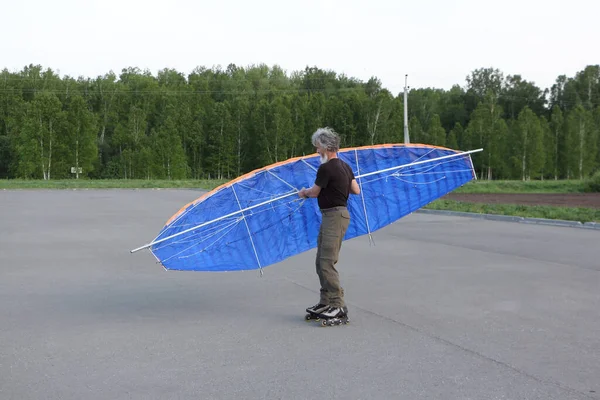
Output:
[583, 221, 599, 229]
[417, 209, 600, 230]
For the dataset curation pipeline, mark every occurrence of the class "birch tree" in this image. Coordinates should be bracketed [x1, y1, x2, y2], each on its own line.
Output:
[65, 95, 97, 178]
[19, 92, 65, 179]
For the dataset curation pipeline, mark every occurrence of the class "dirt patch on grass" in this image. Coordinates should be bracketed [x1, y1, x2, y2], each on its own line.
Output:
[443, 193, 600, 209]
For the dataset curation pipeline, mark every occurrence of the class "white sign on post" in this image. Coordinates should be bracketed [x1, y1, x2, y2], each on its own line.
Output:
[71, 167, 83, 174]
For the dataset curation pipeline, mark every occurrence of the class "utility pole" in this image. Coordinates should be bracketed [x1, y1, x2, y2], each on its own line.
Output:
[403, 74, 410, 144]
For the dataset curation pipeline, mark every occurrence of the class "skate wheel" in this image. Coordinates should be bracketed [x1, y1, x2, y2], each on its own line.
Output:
[305, 314, 312, 321]
[321, 320, 328, 327]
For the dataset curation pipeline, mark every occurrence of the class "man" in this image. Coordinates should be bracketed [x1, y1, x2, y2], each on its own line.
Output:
[299, 127, 360, 321]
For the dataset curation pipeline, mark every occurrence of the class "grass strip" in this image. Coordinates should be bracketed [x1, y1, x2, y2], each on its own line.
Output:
[425, 200, 600, 223]
[0, 179, 228, 190]
[454, 180, 587, 194]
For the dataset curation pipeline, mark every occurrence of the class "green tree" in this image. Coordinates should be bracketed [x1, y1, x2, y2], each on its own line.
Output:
[549, 106, 564, 179]
[565, 105, 597, 179]
[152, 116, 187, 179]
[573, 66, 600, 110]
[408, 117, 424, 144]
[0, 69, 25, 178]
[446, 122, 461, 150]
[205, 101, 234, 179]
[465, 93, 506, 179]
[539, 116, 552, 179]
[18, 91, 65, 179]
[271, 96, 293, 161]
[439, 85, 468, 132]
[511, 107, 545, 180]
[465, 67, 504, 118]
[386, 96, 405, 144]
[427, 114, 446, 146]
[406, 88, 442, 131]
[365, 83, 394, 145]
[500, 75, 547, 119]
[595, 107, 600, 168]
[65, 95, 98, 178]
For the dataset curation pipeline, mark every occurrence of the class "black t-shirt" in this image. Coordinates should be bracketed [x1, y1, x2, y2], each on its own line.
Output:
[315, 158, 355, 209]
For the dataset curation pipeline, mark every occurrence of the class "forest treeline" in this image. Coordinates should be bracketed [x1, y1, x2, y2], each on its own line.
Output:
[0, 64, 598, 180]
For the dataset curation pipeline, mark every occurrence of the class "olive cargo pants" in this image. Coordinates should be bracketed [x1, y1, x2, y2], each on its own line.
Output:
[316, 207, 350, 308]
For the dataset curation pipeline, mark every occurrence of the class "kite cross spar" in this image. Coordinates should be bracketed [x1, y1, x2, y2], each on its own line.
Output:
[131, 145, 482, 272]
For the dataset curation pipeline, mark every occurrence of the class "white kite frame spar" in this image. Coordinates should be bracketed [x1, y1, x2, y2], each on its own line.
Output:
[130, 148, 483, 254]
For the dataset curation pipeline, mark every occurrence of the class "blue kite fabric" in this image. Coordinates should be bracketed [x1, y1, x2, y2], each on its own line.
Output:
[150, 144, 476, 271]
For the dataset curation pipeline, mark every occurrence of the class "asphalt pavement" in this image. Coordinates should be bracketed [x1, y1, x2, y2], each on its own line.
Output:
[1, 189, 598, 400]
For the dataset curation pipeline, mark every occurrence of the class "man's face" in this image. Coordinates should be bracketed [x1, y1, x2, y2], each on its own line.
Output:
[316, 146, 328, 164]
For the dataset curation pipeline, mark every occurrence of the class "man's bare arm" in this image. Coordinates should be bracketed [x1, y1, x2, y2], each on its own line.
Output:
[299, 184, 322, 198]
[349, 179, 360, 195]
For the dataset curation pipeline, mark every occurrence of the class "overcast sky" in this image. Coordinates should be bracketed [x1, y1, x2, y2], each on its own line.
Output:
[1, 0, 598, 95]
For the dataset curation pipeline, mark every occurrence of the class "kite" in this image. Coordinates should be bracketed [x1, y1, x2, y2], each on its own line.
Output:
[131, 144, 482, 272]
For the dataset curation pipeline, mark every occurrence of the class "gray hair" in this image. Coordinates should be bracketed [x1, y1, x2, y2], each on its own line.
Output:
[311, 127, 340, 152]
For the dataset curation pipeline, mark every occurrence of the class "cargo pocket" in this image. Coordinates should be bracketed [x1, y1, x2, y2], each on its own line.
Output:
[320, 213, 339, 261]
[340, 209, 350, 236]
